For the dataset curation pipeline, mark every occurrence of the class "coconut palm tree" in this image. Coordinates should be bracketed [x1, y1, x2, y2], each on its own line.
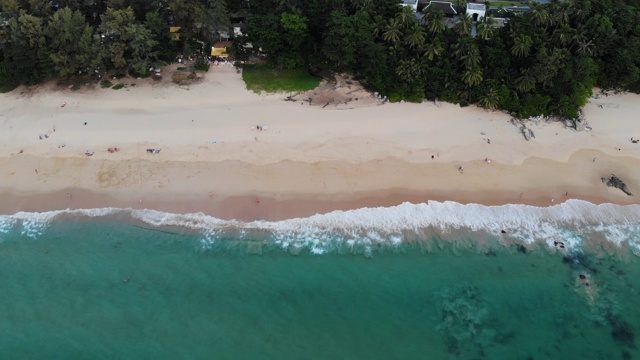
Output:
[396, 5, 416, 29]
[570, 29, 594, 56]
[460, 45, 481, 69]
[462, 66, 483, 87]
[423, 40, 444, 61]
[571, 0, 591, 23]
[478, 88, 500, 110]
[383, 18, 402, 45]
[511, 34, 533, 57]
[550, 2, 573, 28]
[422, 9, 446, 35]
[453, 13, 472, 36]
[529, 2, 549, 28]
[396, 58, 422, 83]
[551, 24, 575, 47]
[476, 16, 496, 40]
[404, 23, 425, 50]
[515, 71, 536, 92]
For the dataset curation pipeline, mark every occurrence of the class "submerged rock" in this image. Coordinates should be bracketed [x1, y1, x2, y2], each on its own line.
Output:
[601, 174, 633, 196]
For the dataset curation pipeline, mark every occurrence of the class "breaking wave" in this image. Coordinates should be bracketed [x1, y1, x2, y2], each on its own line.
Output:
[1, 200, 640, 255]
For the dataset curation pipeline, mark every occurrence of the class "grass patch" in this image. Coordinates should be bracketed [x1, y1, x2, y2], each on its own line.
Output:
[242, 64, 321, 93]
[489, 1, 526, 7]
[101, 80, 113, 88]
[112, 83, 125, 90]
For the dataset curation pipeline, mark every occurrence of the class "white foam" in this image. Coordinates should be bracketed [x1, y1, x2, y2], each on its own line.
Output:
[0, 216, 17, 235]
[2, 200, 640, 252]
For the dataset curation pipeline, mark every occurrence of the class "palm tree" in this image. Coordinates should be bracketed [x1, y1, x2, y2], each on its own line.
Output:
[571, 0, 591, 22]
[515, 71, 536, 93]
[383, 18, 402, 45]
[349, 0, 373, 13]
[453, 13, 472, 36]
[372, 15, 386, 38]
[550, 2, 572, 28]
[551, 24, 575, 47]
[404, 23, 425, 50]
[422, 9, 446, 35]
[462, 67, 483, 87]
[396, 6, 415, 29]
[460, 45, 481, 69]
[511, 34, 533, 57]
[575, 37, 594, 56]
[529, 2, 549, 27]
[478, 88, 500, 110]
[396, 59, 422, 83]
[423, 40, 443, 61]
[476, 16, 495, 40]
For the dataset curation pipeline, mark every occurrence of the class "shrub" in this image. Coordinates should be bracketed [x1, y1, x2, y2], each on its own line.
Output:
[101, 80, 113, 88]
[172, 72, 190, 83]
[194, 59, 210, 72]
[112, 83, 125, 90]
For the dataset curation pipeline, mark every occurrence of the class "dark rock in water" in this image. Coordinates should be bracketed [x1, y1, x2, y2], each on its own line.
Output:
[501, 230, 507, 234]
[516, 244, 527, 254]
[485, 250, 496, 257]
[601, 174, 633, 196]
[609, 315, 635, 347]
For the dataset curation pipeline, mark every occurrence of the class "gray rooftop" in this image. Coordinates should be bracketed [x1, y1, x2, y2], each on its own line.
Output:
[425, 1, 458, 15]
[467, 3, 486, 10]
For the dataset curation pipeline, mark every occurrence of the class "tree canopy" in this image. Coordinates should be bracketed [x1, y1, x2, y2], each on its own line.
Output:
[1, 0, 640, 118]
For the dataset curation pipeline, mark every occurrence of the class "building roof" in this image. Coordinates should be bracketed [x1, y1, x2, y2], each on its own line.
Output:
[425, 1, 458, 15]
[402, 0, 418, 5]
[467, 3, 486, 11]
[213, 41, 233, 49]
[232, 9, 249, 19]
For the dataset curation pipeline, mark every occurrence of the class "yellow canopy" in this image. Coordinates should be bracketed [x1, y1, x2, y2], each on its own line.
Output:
[211, 48, 227, 56]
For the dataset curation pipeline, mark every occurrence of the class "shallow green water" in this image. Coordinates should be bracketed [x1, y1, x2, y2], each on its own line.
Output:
[0, 220, 639, 359]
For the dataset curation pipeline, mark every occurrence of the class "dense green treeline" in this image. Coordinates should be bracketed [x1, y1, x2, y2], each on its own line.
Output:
[0, 0, 230, 86]
[242, 0, 640, 118]
[2, 0, 640, 119]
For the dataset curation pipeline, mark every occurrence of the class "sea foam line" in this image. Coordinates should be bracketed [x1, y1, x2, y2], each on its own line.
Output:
[1, 200, 640, 252]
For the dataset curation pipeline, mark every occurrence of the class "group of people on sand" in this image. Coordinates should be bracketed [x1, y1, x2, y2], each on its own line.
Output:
[146, 148, 161, 154]
[631, 137, 639, 144]
[256, 125, 268, 131]
[107, 147, 120, 153]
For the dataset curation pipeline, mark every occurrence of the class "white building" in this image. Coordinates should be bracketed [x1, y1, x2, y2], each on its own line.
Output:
[400, 0, 419, 11]
[466, 2, 487, 21]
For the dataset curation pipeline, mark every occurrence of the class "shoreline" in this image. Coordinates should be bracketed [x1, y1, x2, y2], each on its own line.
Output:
[2, 66, 640, 220]
[1, 148, 637, 221]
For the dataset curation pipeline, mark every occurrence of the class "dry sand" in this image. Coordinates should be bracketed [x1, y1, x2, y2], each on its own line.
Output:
[1, 65, 639, 221]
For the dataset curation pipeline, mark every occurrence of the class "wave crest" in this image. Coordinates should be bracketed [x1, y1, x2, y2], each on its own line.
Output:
[1, 200, 639, 254]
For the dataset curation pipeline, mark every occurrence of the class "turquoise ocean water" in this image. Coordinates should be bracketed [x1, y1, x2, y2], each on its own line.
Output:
[1, 200, 639, 359]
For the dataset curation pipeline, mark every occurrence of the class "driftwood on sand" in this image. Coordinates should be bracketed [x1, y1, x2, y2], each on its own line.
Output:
[601, 174, 632, 196]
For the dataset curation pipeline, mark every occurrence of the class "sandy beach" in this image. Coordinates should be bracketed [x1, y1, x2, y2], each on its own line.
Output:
[1, 65, 639, 220]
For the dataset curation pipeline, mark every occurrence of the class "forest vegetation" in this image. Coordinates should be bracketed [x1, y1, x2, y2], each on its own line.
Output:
[1, 0, 640, 118]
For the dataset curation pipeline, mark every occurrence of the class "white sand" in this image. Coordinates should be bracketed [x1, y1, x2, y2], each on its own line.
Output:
[1, 65, 639, 219]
